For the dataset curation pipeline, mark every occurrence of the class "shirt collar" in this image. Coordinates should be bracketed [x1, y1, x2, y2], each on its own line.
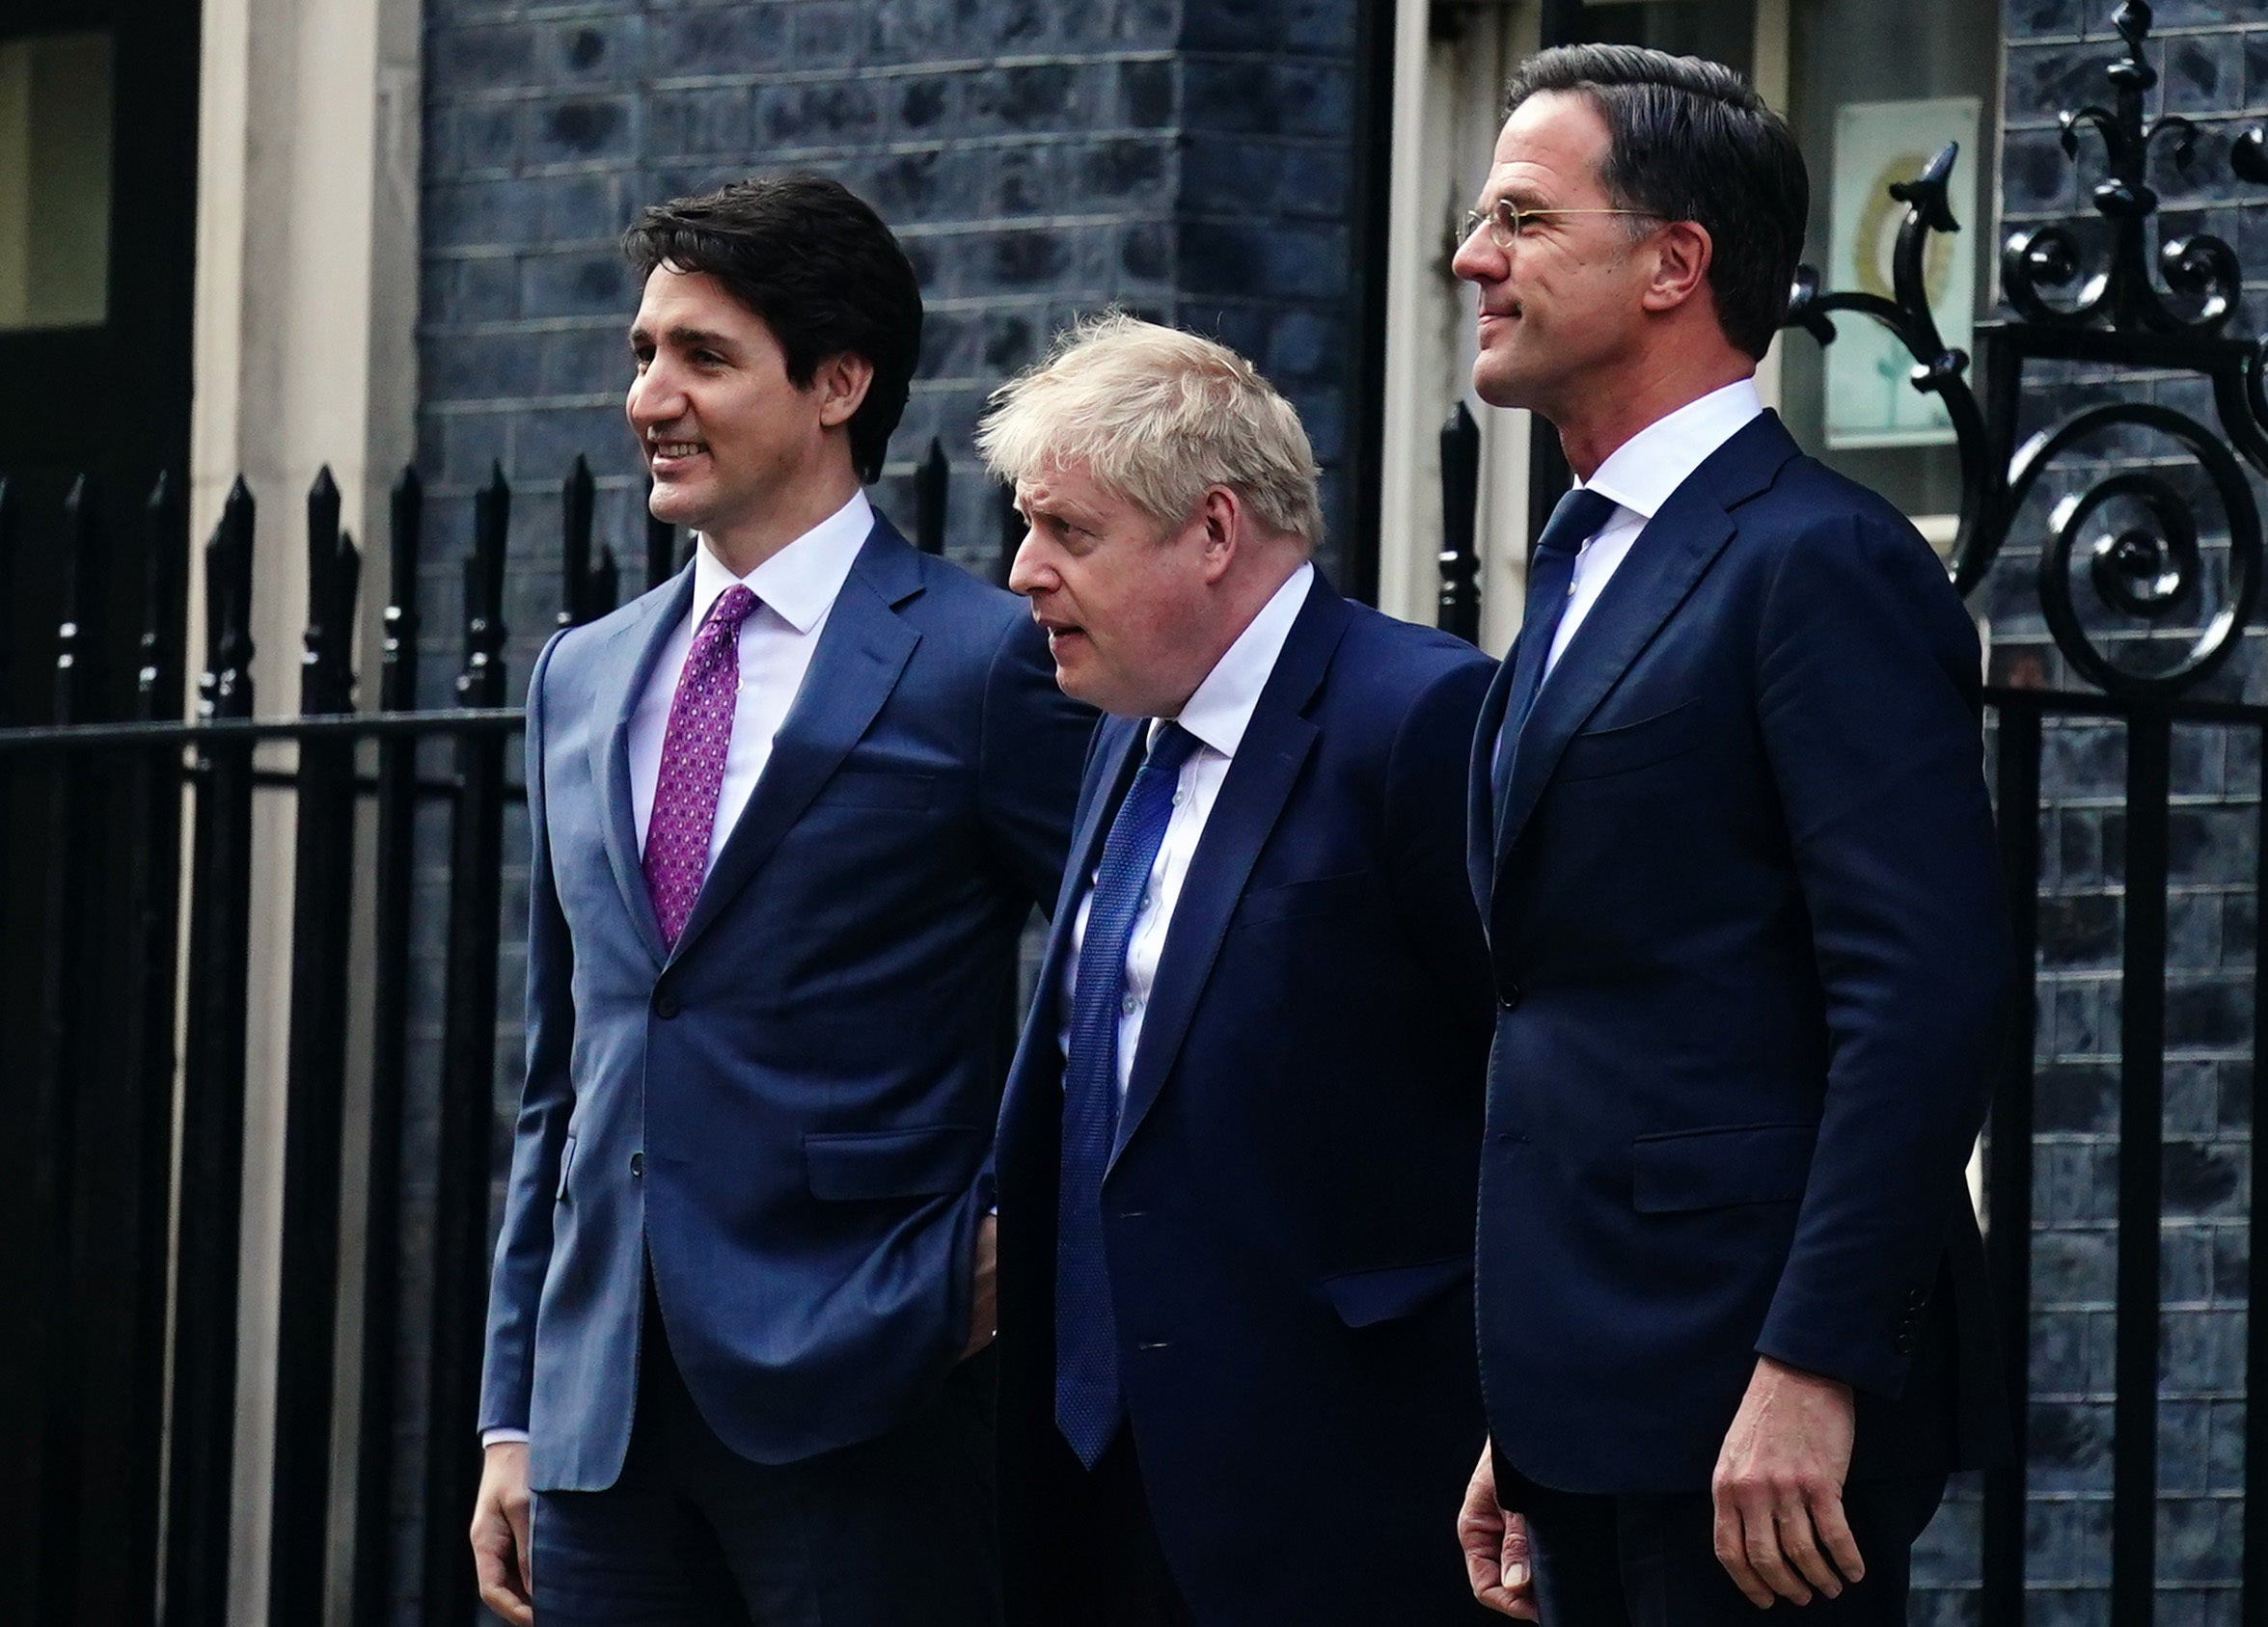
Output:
[689, 488, 873, 635]
[1158, 562, 1316, 761]
[1581, 377, 1764, 523]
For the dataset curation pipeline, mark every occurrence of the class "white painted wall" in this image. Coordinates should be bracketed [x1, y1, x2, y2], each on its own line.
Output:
[185, 0, 420, 1617]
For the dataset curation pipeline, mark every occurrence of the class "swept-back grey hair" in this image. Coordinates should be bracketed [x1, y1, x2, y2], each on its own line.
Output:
[975, 313, 1324, 549]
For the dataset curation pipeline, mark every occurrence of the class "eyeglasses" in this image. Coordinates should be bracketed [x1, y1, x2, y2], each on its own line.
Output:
[1459, 200, 1662, 250]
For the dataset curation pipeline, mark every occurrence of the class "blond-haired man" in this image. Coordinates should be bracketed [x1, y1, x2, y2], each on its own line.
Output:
[983, 315, 1500, 1626]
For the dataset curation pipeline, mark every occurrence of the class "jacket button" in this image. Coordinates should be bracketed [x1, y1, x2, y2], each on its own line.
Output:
[630, 1152, 645, 1180]
[1904, 1287, 1929, 1310]
[653, 988, 681, 1019]
[1893, 1330, 1915, 1356]
[1498, 983, 1523, 1011]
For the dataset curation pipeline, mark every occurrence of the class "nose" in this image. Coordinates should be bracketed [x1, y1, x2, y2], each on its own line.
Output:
[1005, 528, 1049, 597]
[626, 360, 684, 434]
[1451, 221, 1502, 285]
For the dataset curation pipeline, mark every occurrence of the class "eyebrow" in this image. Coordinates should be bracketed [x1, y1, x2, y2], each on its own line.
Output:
[628, 323, 737, 352]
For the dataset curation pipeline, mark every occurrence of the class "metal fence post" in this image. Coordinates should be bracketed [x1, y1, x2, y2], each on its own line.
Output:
[267, 469, 364, 1624]
[167, 477, 259, 1627]
[1436, 403, 1481, 643]
[351, 467, 424, 1627]
[422, 465, 512, 1623]
[28, 476, 100, 1625]
[915, 437, 948, 556]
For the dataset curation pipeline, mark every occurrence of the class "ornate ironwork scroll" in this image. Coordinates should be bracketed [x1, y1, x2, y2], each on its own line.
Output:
[1785, 0, 2268, 701]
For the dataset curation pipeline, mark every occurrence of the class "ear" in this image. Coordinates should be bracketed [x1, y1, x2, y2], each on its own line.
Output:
[1640, 221, 1714, 316]
[1195, 487, 1241, 585]
[814, 352, 877, 429]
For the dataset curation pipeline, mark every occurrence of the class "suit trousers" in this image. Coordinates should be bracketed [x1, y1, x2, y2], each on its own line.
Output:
[532, 1294, 1001, 1627]
[1503, 1462, 1947, 1627]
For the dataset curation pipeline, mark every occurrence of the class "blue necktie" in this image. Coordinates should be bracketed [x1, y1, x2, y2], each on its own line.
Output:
[1492, 486, 1620, 815]
[1055, 720, 1201, 1468]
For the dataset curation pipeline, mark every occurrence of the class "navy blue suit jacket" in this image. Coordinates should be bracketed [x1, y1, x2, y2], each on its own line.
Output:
[479, 514, 1092, 1487]
[996, 577, 1499, 1625]
[1469, 413, 2011, 1496]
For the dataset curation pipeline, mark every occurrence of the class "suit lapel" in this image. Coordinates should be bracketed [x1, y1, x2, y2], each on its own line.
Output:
[668, 518, 925, 963]
[587, 570, 697, 967]
[1110, 579, 1352, 1169]
[1467, 655, 1517, 932]
[1493, 412, 1798, 864]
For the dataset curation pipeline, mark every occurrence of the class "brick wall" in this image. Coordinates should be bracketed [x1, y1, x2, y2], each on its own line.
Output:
[1904, 4, 2268, 1624]
[392, 1, 1378, 1616]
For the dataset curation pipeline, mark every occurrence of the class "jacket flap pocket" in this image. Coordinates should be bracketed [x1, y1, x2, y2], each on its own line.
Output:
[811, 769, 936, 810]
[805, 1125, 985, 1201]
[555, 1133, 578, 1201]
[1235, 871, 1376, 929]
[1319, 1255, 1472, 1328]
[1632, 1122, 1816, 1214]
[1557, 700, 1700, 783]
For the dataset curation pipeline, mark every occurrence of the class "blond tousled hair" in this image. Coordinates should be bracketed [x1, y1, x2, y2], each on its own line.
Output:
[975, 313, 1324, 549]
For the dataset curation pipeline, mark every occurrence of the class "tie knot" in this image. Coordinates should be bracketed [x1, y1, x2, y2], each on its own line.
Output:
[1145, 720, 1201, 777]
[1536, 487, 1619, 557]
[705, 583, 759, 631]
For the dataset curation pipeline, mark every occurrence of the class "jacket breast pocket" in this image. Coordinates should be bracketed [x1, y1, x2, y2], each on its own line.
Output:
[1233, 871, 1376, 929]
[805, 1125, 985, 1201]
[1556, 700, 1701, 783]
[809, 768, 937, 811]
[1631, 1121, 1816, 1213]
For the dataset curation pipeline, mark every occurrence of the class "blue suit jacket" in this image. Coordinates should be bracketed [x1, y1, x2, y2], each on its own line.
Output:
[479, 513, 1092, 1486]
[995, 577, 1499, 1626]
[1468, 412, 2011, 1496]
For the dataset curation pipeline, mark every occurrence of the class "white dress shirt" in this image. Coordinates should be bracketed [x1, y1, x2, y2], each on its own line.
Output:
[627, 489, 872, 860]
[482, 489, 870, 1451]
[1056, 562, 1316, 1103]
[1542, 377, 1763, 678]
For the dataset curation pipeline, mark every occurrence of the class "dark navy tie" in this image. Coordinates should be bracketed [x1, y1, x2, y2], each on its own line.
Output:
[1492, 486, 1620, 815]
[1056, 720, 1201, 1468]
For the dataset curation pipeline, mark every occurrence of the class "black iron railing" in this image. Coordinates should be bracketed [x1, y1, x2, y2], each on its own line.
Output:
[0, 427, 1012, 1627]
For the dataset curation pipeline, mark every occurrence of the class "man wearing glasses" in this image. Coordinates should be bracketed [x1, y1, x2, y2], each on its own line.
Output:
[1452, 45, 2009, 1625]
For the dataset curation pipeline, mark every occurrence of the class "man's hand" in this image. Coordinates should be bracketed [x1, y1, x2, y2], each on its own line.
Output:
[471, 1440, 534, 1625]
[962, 1213, 999, 1359]
[1458, 1441, 1539, 1619]
[1711, 1356, 1863, 1608]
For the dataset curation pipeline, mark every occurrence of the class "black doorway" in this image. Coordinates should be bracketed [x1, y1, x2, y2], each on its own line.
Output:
[0, 0, 198, 1623]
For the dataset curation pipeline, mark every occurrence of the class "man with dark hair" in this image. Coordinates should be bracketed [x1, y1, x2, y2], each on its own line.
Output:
[470, 172, 1092, 1627]
[1453, 46, 2008, 1624]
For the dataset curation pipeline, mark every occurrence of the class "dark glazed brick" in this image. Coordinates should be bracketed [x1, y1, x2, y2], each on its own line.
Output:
[646, 7, 789, 72]
[2161, 1139, 2244, 1216]
[2166, 976, 2250, 1048]
[758, 81, 882, 145]
[993, 230, 1070, 286]
[521, 252, 630, 318]
[2038, 894, 2119, 967]
[648, 87, 751, 159]
[1119, 220, 1172, 282]
[969, 63, 1081, 130]
[1117, 59, 1175, 126]
[1081, 140, 1170, 204]
[537, 98, 635, 162]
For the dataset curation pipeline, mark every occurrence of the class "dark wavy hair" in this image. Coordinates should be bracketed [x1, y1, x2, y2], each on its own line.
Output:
[1505, 45, 1807, 361]
[622, 174, 923, 481]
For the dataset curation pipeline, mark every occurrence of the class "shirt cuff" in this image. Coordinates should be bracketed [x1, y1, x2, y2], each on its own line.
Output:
[481, 1427, 530, 1449]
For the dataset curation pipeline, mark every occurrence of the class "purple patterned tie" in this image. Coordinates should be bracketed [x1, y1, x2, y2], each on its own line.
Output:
[642, 583, 758, 947]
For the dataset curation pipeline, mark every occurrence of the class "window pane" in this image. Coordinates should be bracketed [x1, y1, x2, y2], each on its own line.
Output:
[0, 31, 114, 332]
[1782, 0, 2000, 522]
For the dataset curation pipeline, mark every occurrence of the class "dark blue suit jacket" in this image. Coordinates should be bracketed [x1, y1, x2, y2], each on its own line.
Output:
[996, 577, 1499, 1625]
[479, 514, 1092, 1486]
[1469, 412, 2011, 1496]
